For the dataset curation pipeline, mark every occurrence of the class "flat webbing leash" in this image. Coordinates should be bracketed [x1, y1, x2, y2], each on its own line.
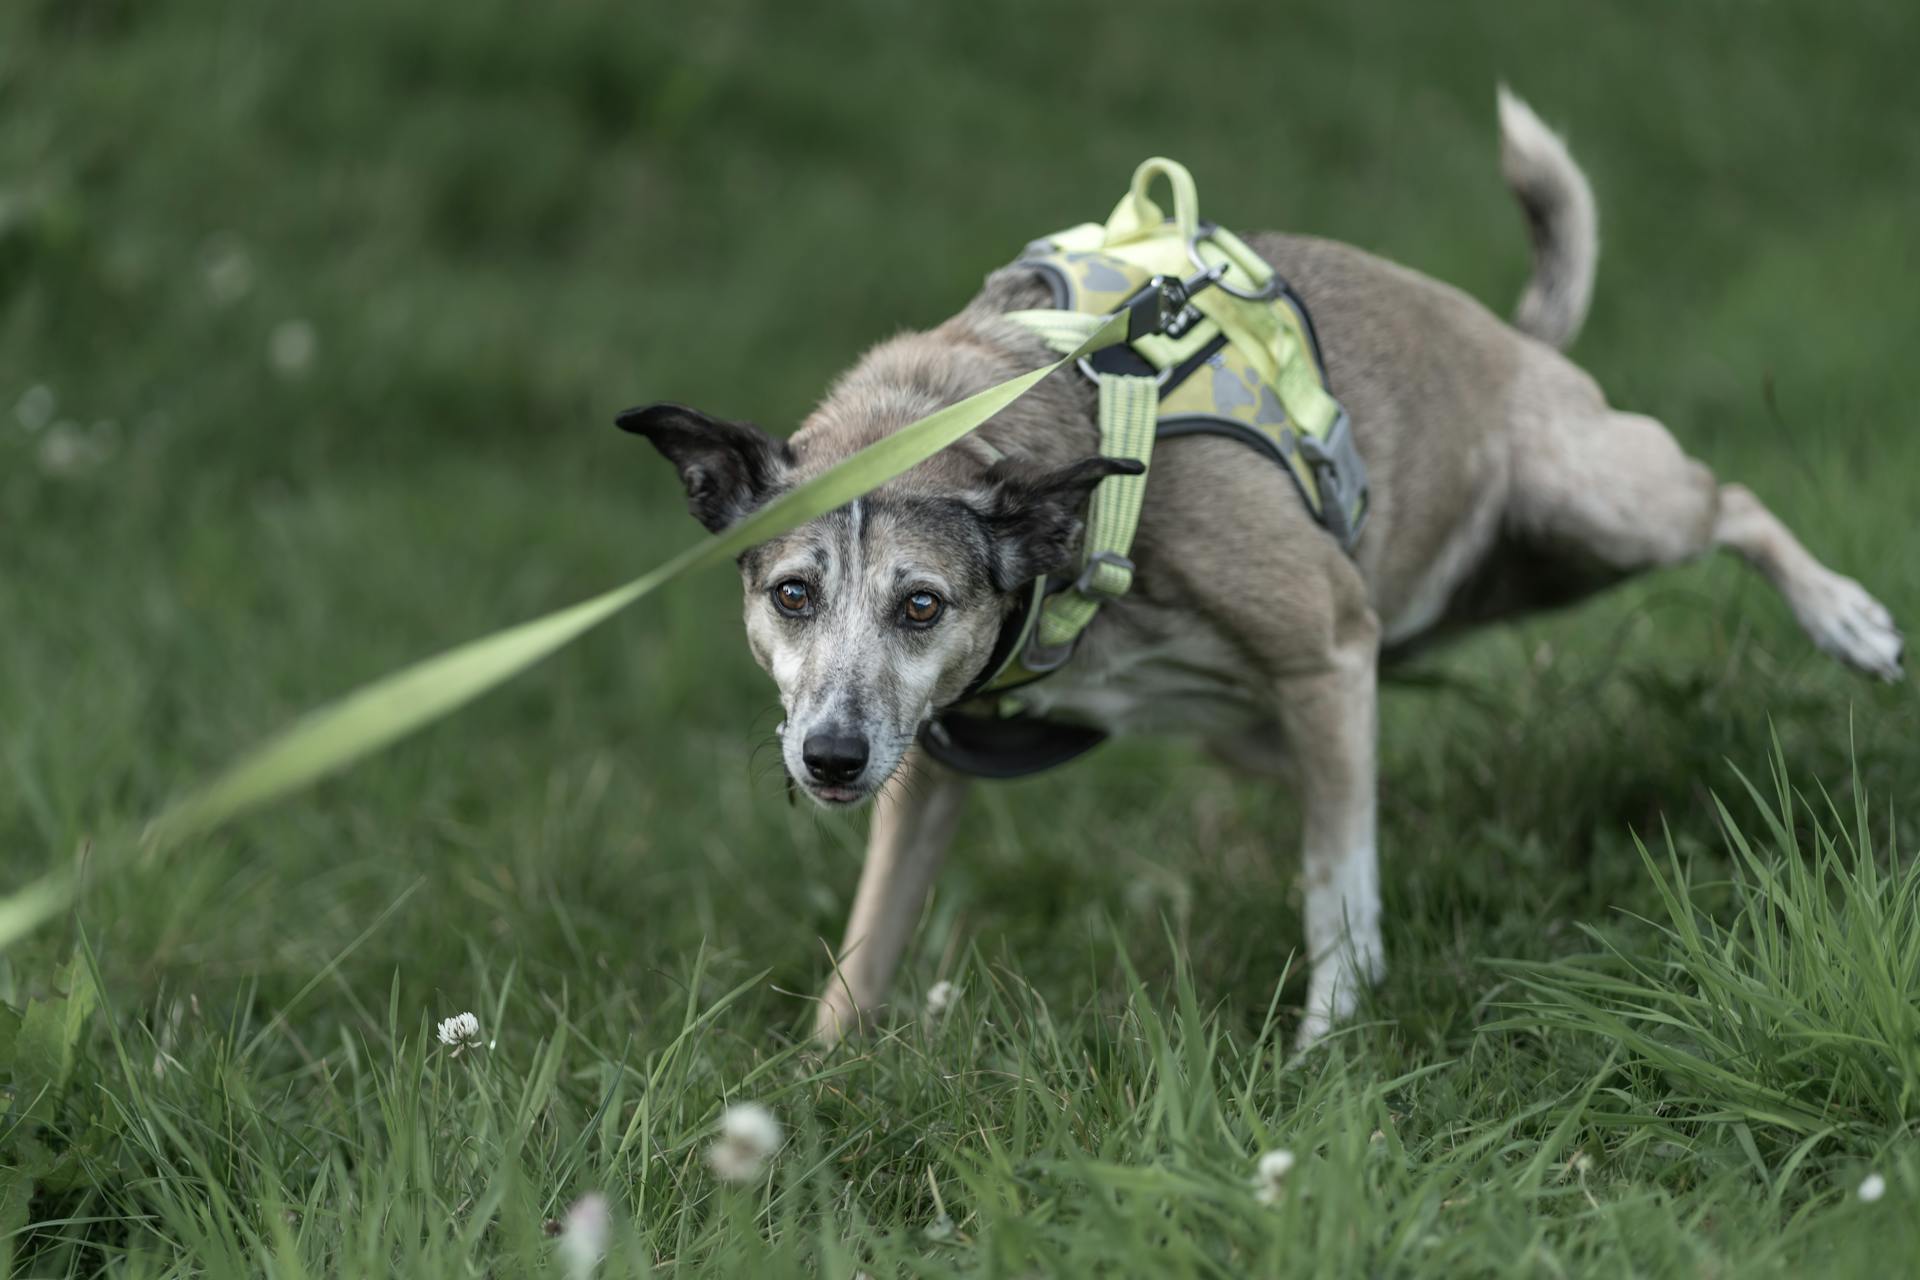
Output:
[0, 290, 1155, 949]
[0, 156, 1330, 948]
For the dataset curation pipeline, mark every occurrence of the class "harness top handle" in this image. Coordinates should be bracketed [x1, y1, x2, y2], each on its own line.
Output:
[1105, 157, 1201, 244]
[1102, 158, 1277, 305]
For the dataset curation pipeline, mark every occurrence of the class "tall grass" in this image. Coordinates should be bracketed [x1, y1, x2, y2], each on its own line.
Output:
[1496, 737, 1918, 1189]
[5, 761, 1916, 1277]
[7, 0, 1920, 1273]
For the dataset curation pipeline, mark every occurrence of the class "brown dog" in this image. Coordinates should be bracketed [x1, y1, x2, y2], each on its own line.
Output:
[621, 90, 1902, 1047]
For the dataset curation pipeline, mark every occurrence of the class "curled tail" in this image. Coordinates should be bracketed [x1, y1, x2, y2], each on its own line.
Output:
[1498, 86, 1598, 350]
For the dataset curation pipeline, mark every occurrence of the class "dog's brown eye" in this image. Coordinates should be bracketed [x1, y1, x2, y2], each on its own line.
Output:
[901, 589, 942, 627]
[772, 579, 812, 615]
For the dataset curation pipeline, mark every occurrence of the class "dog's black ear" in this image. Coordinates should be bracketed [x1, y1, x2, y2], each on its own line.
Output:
[616, 402, 792, 533]
[975, 454, 1145, 591]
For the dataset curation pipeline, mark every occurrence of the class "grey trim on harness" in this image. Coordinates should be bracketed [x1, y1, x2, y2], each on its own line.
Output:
[1298, 408, 1368, 548]
[1154, 408, 1369, 550]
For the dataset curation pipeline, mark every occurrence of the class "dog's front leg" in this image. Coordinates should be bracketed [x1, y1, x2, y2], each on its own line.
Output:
[812, 746, 969, 1045]
[1274, 621, 1384, 1050]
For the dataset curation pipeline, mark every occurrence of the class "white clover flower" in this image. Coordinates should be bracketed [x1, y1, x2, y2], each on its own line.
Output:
[269, 319, 318, 378]
[706, 1101, 782, 1183]
[1857, 1172, 1887, 1203]
[14, 384, 55, 432]
[436, 1011, 487, 1057]
[39, 423, 86, 474]
[37, 418, 118, 476]
[558, 1192, 610, 1279]
[200, 233, 255, 307]
[1254, 1148, 1295, 1205]
[924, 980, 958, 1021]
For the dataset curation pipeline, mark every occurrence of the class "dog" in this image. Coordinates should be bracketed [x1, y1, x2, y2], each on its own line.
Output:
[619, 90, 1903, 1047]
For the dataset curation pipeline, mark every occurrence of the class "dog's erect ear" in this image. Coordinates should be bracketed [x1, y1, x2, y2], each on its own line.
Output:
[615, 402, 792, 533]
[975, 455, 1145, 591]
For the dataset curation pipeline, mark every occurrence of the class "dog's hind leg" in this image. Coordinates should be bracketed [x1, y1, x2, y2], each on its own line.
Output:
[1510, 387, 1904, 679]
[812, 747, 970, 1045]
[1710, 482, 1903, 679]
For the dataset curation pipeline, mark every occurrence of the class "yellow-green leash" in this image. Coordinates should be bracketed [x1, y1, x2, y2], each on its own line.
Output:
[0, 309, 1132, 951]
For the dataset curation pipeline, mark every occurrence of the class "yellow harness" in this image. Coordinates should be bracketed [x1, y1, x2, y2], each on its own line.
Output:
[956, 159, 1367, 714]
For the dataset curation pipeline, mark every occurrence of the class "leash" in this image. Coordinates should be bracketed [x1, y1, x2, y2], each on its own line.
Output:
[1, 155, 1362, 947]
[0, 307, 1137, 949]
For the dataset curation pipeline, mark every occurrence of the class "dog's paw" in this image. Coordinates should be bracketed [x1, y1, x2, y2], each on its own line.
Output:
[1292, 1007, 1338, 1053]
[810, 991, 874, 1048]
[1793, 570, 1904, 682]
[1292, 939, 1384, 1054]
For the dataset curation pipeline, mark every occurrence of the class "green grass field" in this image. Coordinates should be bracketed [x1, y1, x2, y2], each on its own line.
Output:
[4, 0, 1919, 1274]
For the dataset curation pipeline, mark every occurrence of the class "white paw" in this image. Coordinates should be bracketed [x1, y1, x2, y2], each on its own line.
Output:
[1292, 938, 1384, 1053]
[811, 991, 868, 1047]
[1792, 570, 1904, 682]
[1292, 1006, 1337, 1051]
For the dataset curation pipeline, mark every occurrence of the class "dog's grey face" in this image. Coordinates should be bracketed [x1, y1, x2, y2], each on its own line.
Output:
[740, 496, 1007, 803]
[619, 402, 1135, 806]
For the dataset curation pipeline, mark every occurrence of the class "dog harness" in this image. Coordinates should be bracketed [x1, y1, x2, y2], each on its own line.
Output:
[920, 159, 1367, 779]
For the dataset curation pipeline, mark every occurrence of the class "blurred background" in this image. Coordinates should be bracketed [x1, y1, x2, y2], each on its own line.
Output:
[4, 0, 1917, 1043]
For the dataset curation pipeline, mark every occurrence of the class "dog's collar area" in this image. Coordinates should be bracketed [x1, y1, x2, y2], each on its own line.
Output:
[919, 157, 1367, 782]
[949, 576, 1045, 707]
[921, 708, 1108, 780]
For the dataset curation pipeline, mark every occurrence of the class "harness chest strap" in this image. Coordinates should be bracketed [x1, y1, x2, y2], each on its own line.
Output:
[1028, 371, 1158, 659]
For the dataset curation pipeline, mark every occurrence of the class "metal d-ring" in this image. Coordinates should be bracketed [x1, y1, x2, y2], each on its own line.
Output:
[1075, 352, 1176, 387]
[1187, 229, 1281, 302]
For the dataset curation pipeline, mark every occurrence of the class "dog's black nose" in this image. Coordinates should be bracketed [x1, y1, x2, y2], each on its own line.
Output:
[802, 732, 868, 785]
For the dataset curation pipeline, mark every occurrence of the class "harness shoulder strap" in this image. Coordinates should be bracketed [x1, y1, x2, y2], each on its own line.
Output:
[1029, 371, 1157, 661]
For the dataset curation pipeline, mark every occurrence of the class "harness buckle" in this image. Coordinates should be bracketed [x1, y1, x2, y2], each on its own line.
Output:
[1019, 635, 1076, 673]
[1073, 550, 1135, 600]
[1016, 551, 1137, 674]
[1297, 409, 1369, 549]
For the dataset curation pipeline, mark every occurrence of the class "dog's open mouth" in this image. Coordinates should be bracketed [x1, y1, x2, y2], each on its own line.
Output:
[784, 770, 874, 808]
[807, 782, 866, 806]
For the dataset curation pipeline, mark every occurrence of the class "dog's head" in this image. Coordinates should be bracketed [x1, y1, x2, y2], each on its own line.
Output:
[618, 402, 1134, 806]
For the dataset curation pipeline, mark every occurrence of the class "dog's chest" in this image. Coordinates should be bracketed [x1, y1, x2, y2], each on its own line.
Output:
[1009, 624, 1264, 739]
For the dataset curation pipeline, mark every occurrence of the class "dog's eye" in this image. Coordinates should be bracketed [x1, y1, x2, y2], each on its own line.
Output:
[772, 579, 812, 616]
[901, 589, 943, 627]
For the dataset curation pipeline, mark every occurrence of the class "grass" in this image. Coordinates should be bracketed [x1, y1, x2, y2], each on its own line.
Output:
[3, 0, 1918, 1273]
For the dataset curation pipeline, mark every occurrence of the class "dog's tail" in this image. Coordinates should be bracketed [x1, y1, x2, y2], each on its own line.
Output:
[1498, 86, 1598, 351]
